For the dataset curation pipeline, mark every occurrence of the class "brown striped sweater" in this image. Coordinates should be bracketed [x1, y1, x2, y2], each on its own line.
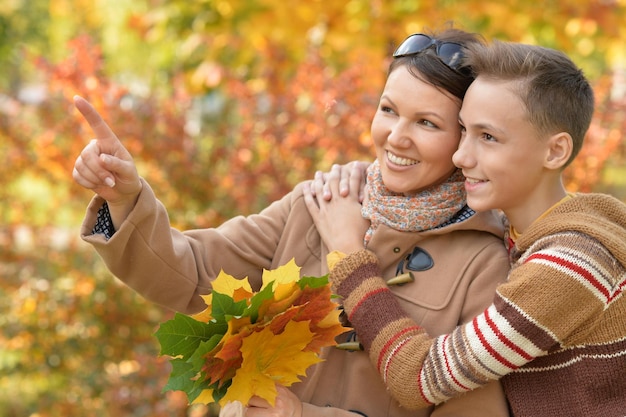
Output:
[330, 193, 626, 417]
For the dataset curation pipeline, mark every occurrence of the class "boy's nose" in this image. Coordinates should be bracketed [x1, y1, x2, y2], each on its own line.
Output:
[452, 138, 473, 169]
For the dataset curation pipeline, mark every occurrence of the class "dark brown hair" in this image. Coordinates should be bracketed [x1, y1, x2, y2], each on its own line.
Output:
[389, 28, 485, 101]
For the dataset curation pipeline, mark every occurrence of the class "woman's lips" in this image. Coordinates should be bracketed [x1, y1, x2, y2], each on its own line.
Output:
[387, 151, 418, 166]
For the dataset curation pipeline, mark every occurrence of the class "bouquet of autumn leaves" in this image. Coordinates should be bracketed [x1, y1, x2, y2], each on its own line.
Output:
[154, 259, 349, 407]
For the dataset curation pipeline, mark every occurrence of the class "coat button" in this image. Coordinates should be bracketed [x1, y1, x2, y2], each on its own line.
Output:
[393, 247, 401, 253]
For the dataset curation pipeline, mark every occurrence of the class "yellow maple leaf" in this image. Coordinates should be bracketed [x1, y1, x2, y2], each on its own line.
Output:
[191, 270, 254, 322]
[261, 259, 300, 291]
[224, 315, 254, 339]
[219, 320, 321, 406]
[191, 296, 213, 322]
[191, 388, 214, 405]
[273, 280, 300, 302]
[214, 269, 254, 298]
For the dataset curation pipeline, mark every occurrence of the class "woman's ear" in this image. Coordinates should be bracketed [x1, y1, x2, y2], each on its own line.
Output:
[545, 132, 573, 170]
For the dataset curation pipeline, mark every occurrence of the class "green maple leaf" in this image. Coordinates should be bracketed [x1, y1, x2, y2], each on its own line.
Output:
[298, 275, 329, 290]
[163, 358, 197, 393]
[155, 313, 227, 359]
[210, 292, 248, 323]
[186, 376, 218, 404]
[210, 379, 232, 403]
[245, 282, 276, 323]
[189, 337, 224, 372]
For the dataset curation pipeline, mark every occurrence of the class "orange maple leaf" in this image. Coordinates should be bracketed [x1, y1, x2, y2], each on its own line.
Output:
[306, 308, 349, 353]
[204, 318, 255, 386]
[294, 285, 337, 325]
[267, 305, 302, 335]
[257, 285, 303, 322]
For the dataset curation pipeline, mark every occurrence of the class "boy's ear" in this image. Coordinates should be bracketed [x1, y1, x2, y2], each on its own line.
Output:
[544, 132, 573, 170]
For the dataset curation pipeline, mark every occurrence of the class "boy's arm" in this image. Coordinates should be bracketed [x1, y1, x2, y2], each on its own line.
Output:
[330, 250, 438, 409]
[430, 379, 509, 417]
[329, 249, 556, 410]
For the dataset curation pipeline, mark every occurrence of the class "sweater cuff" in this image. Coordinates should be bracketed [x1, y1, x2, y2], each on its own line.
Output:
[328, 249, 379, 293]
[326, 250, 347, 270]
[329, 250, 390, 351]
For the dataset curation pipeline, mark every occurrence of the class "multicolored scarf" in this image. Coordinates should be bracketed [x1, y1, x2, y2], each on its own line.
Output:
[361, 160, 467, 246]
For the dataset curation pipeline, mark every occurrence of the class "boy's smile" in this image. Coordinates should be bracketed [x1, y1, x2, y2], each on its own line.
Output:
[454, 77, 561, 232]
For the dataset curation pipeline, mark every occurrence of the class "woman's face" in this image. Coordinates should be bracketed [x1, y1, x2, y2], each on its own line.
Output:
[371, 65, 462, 195]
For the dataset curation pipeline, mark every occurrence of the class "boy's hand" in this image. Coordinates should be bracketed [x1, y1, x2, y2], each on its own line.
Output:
[311, 161, 370, 202]
[72, 95, 142, 227]
[304, 163, 370, 254]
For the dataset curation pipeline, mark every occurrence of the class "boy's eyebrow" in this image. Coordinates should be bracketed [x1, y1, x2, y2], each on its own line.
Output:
[380, 93, 393, 105]
[459, 115, 505, 135]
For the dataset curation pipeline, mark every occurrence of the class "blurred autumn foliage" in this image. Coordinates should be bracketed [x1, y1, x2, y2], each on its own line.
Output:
[1, 1, 625, 416]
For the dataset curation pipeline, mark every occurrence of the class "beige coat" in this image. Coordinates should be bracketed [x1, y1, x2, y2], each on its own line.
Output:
[81, 179, 511, 417]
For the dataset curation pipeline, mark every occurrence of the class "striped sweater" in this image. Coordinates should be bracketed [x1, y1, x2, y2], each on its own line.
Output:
[330, 194, 626, 416]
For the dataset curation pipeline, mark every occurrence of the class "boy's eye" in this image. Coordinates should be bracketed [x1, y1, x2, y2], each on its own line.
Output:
[483, 133, 496, 142]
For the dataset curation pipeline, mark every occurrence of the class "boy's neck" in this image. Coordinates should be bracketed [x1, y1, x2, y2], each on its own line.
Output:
[506, 184, 569, 234]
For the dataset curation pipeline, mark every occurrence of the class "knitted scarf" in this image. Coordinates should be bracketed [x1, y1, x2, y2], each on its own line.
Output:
[361, 160, 467, 246]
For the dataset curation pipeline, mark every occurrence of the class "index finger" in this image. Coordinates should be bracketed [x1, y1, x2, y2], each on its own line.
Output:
[73, 95, 119, 145]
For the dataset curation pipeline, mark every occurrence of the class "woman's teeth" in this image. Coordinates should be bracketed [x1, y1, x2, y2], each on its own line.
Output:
[387, 152, 417, 166]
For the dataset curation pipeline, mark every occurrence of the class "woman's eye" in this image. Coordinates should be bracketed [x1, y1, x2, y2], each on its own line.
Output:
[381, 105, 394, 113]
[419, 119, 437, 128]
[483, 133, 496, 142]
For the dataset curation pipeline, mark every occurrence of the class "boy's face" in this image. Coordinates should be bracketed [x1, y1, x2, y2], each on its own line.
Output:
[453, 77, 552, 229]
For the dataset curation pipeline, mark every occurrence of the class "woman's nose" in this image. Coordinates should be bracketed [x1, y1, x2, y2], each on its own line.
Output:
[387, 121, 413, 148]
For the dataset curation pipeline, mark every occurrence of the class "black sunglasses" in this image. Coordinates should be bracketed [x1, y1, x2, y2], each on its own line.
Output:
[393, 33, 466, 72]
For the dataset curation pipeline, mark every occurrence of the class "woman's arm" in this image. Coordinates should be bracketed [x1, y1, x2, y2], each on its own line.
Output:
[73, 96, 143, 230]
[81, 180, 312, 314]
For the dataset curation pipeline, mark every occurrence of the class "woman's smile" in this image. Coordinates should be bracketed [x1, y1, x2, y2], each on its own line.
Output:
[386, 150, 418, 167]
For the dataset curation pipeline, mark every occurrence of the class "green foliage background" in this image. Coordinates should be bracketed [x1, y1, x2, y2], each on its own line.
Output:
[1, 1, 625, 416]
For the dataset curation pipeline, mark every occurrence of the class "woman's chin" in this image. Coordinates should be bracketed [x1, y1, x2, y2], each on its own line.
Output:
[382, 181, 414, 195]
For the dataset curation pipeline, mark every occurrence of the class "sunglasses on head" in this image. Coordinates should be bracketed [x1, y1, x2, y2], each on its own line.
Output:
[393, 33, 466, 72]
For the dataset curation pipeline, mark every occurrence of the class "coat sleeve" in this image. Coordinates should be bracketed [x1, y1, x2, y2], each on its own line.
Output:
[301, 403, 371, 417]
[80, 178, 297, 314]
